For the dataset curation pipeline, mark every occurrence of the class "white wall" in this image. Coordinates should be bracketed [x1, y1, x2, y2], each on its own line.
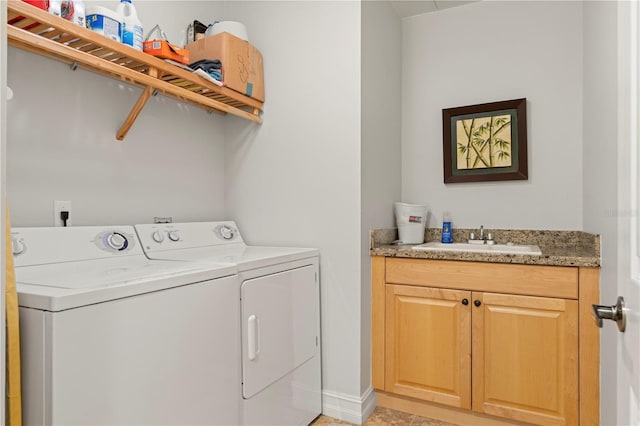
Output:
[402, 1, 584, 230]
[582, 3, 618, 425]
[220, 1, 365, 421]
[7, 1, 229, 226]
[361, 0, 401, 397]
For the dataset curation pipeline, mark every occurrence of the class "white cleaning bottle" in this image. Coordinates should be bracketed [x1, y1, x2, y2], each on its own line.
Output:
[116, 0, 143, 50]
[73, 0, 85, 27]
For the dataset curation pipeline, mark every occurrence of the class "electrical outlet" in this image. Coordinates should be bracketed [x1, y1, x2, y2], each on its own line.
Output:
[54, 200, 71, 227]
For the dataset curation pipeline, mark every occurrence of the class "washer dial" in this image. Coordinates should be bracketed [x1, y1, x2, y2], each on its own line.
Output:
[105, 232, 128, 251]
[95, 230, 134, 253]
[167, 230, 180, 242]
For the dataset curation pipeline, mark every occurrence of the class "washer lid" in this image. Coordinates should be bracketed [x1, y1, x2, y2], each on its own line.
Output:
[16, 256, 237, 311]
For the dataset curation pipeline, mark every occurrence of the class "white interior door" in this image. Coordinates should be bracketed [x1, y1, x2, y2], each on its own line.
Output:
[615, 2, 640, 424]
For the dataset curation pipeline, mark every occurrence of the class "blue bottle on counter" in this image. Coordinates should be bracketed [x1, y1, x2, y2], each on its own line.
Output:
[441, 212, 452, 243]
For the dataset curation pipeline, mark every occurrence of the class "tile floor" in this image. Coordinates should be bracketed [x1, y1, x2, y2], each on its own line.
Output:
[311, 407, 457, 425]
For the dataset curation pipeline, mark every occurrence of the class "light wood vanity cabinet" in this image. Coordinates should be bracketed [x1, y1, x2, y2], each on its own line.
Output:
[372, 257, 599, 426]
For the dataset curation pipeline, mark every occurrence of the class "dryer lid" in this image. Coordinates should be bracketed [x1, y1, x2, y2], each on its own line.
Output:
[140, 245, 318, 271]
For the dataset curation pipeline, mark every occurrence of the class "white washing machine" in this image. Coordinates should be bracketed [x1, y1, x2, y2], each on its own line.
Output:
[12, 226, 241, 426]
[135, 221, 322, 426]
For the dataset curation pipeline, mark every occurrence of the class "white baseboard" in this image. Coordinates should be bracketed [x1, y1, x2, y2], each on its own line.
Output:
[322, 386, 376, 425]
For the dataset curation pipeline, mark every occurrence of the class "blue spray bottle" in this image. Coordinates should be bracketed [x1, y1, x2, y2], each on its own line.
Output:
[441, 212, 452, 244]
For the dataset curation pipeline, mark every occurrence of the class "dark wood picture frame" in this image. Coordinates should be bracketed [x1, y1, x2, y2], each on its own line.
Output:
[442, 98, 528, 183]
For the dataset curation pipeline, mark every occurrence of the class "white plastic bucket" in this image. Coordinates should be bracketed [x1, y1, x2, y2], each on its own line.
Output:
[394, 202, 427, 244]
[205, 21, 249, 41]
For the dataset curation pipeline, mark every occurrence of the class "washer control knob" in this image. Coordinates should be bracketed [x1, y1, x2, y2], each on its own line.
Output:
[219, 225, 235, 240]
[106, 232, 128, 251]
[152, 230, 164, 243]
[168, 230, 180, 242]
[11, 237, 25, 255]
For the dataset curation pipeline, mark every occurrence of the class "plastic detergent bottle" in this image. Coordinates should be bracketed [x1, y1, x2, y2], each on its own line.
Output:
[49, 0, 84, 26]
[116, 0, 143, 50]
[73, 0, 85, 28]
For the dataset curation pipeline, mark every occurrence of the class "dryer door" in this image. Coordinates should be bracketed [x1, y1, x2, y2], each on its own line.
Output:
[241, 264, 319, 399]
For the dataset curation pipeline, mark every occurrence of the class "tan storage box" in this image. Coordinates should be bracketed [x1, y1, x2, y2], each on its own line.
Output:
[186, 32, 264, 102]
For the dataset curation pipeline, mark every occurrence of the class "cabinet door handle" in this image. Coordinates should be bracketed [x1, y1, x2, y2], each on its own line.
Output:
[474, 300, 482, 307]
[461, 298, 469, 305]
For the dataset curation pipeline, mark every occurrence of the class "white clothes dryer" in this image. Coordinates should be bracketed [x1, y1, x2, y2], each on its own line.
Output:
[135, 221, 322, 426]
[12, 226, 241, 426]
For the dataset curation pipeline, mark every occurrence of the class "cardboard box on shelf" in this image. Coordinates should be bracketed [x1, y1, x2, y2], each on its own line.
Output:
[186, 32, 264, 102]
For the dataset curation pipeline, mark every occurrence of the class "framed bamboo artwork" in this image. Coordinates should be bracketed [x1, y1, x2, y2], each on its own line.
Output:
[442, 98, 528, 183]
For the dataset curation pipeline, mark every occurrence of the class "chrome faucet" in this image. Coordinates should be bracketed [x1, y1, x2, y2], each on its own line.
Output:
[469, 225, 494, 244]
[468, 225, 484, 244]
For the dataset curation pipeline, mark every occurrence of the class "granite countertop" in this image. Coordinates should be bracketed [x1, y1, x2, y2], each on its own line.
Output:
[370, 228, 600, 268]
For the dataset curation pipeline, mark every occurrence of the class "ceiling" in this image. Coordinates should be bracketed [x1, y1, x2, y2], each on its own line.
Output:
[390, 0, 476, 18]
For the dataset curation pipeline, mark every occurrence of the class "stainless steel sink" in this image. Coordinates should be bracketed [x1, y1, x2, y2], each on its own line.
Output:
[412, 241, 542, 256]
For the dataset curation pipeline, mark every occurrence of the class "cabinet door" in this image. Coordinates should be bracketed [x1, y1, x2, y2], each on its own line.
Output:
[385, 284, 471, 409]
[472, 292, 578, 425]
